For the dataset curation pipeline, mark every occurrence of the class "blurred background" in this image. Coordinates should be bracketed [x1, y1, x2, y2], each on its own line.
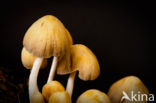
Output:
[0, 0, 155, 102]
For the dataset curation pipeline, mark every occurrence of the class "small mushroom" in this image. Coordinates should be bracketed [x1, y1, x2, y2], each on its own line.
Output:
[57, 44, 100, 97]
[23, 15, 72, 101]
[21, 47, 47, 69]
[76, 89, 111, 103]
[21, 47, 47, 103]
[42, 81, 71, 102]
[42, 81, 65, 101]
[107, 76, 149, 103]
[48, 91, 71, 103]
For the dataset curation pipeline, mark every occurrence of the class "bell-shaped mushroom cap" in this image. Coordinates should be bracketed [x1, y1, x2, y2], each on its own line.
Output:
[48, 91, 71, 103]
[77, 89, 111, 103]
[65, 29, 73, 46]
[56, 49, 72, 74]
[60, 44, 100, 81]
[30, 91, 45, 103]
[57, 44, 100, 80]
[23, 15, 71, 58]
[108, 76, 149, 103]
[21, 47, 47, 69]
[56, 29, 73, 74]
[42, 81, 65, 101]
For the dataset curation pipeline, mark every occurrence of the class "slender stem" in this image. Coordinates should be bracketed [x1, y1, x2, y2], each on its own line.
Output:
[29, 57, 43, 100]
[66, 72, 76, 97]
[47, 56, 58, 83]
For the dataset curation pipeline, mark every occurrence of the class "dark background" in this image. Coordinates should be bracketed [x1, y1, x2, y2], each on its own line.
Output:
[0, 0, 155, 102]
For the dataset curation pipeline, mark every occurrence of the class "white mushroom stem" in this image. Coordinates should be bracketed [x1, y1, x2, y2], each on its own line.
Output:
[29, 57, 43, 100]
[66, 72, 76, 97]
[47, 56, 58, 83]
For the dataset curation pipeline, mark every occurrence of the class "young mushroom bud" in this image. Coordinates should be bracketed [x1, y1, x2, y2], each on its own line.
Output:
[48, 91, 72, 103]
[21, 47, 47, 69]
[76, 89, 111, 103]
[107, 76, 149, 103]
[42, 81, 65, 102]
[57, 44, 100, 97]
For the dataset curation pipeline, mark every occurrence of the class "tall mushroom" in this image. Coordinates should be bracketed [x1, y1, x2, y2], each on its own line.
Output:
[57, 44, 100, 97]
[76, 89, 111, 103]
[23, 15, 72, 102]
[21, 47, 47, 103]
[107, 76, 149, 103]
[46, 28, 73, 83]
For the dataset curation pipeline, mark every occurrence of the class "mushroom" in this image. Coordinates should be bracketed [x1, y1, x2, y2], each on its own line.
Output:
[57, 44, 100, 97]
[107, 76, 149, 103]
[48, 91, 71, 103]
[21, 47, 47, 69]
[42, 81, 71, 102]
[23, 15, 72, 101]
[56, 29, 73, 74]
[21, 47, 47, 103]
[76, 89, 111, 103]
[47, 28, 73, 83]
[42, 81, 65, 101]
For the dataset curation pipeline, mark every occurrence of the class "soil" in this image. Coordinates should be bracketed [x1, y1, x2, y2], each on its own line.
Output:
[0, 67, 29, 103]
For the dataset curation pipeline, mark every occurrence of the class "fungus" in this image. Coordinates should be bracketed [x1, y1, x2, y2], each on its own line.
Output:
[42, 81, 71, 102]
[57, 44, 100, 97]
[23, 15, 72, 102]
[48, 91, 71, 103]
[21, 47, 47, 103]
[107, 76, 149, 103]
[76, 89, 111, 103]
[21, 47, 47, 69]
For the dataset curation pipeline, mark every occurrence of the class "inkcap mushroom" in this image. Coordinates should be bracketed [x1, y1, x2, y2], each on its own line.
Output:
[77, 89, 111, 103]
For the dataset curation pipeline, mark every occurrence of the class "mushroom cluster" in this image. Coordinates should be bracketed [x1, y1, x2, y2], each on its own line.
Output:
[21, 15, 149, 103]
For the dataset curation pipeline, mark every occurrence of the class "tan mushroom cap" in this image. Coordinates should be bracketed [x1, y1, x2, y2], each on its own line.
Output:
[108, 76, 149, 103]
[77, 89, 111, 103]
[21, 47, 47, 69]
[42, 81, 65, 101]
[57, 44, 100, 81]
[65, 29, 73, 46]
[56, 29, 73, 74]
[48, 91, 71, 103]
[23, 15, 71, 58]
[56, 49, 72, 74]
